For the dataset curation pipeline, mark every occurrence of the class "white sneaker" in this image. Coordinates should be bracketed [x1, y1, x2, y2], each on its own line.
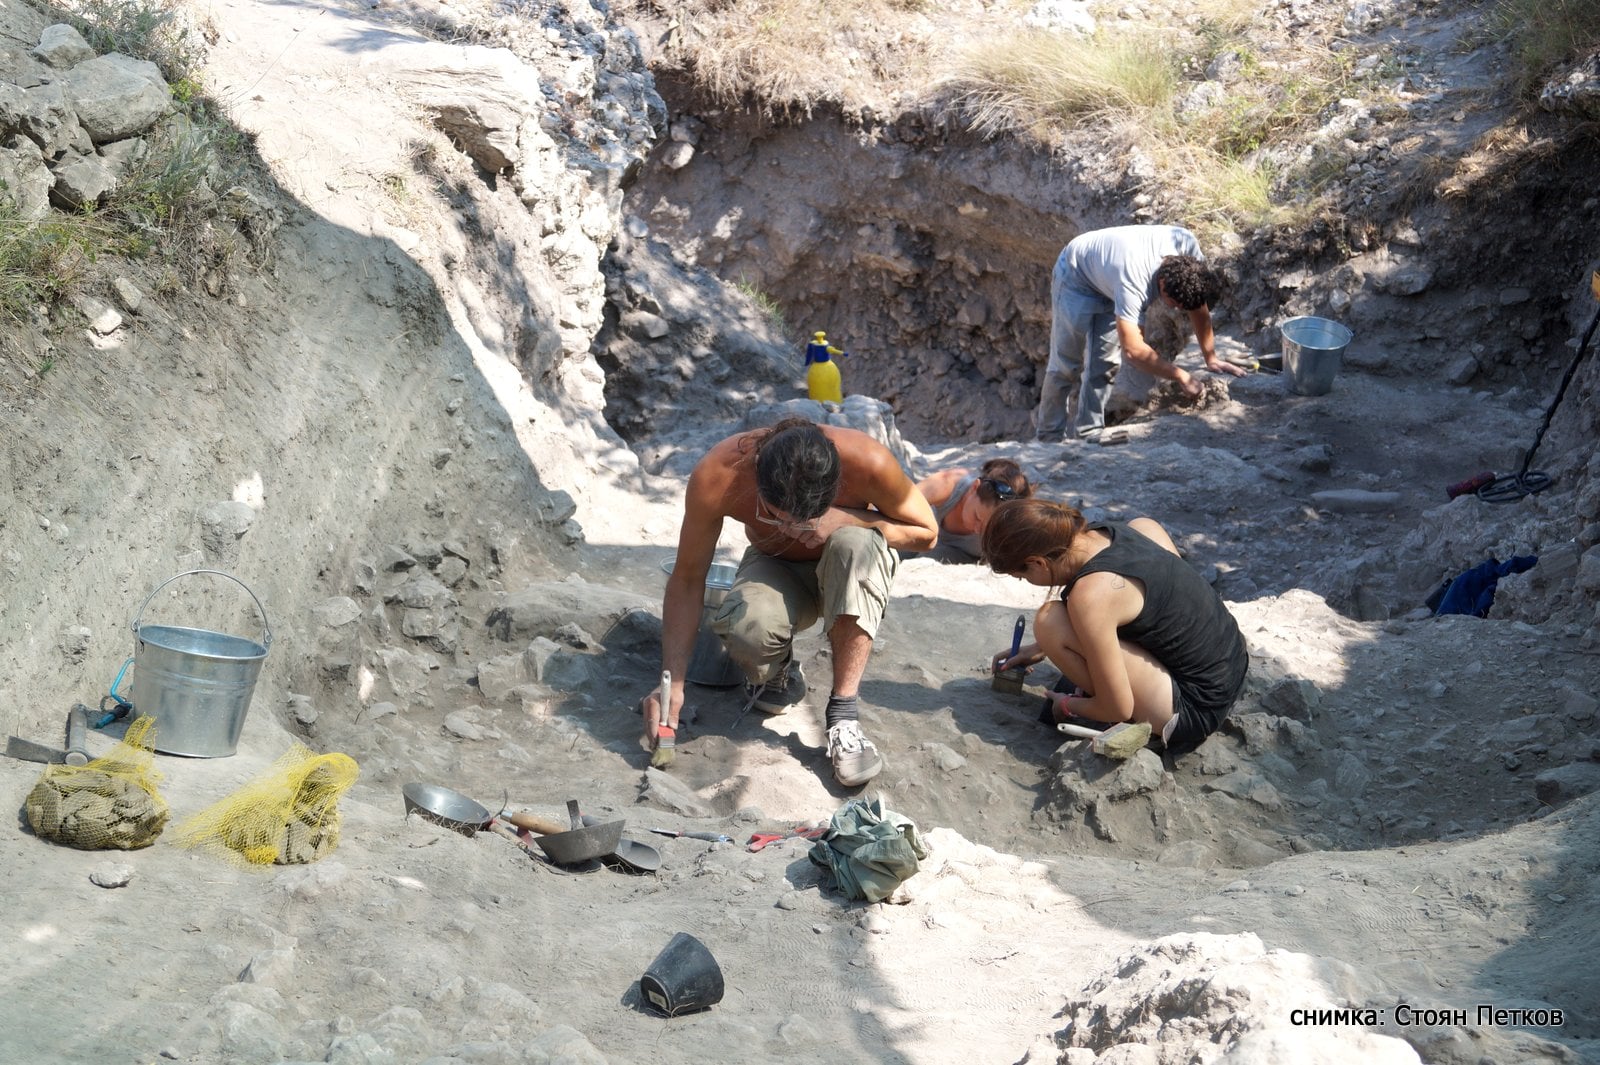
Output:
[826, 720, 884, 787]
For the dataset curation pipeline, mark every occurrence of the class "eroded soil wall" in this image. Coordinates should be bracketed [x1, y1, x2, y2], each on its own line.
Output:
[627, 80, 1124, 442]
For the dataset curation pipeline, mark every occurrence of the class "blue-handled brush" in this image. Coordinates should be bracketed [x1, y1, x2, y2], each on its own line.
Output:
[992, 615, 1027, 694]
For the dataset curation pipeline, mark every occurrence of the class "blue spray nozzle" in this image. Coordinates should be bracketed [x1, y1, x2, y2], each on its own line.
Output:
[805, 332, 848, 366]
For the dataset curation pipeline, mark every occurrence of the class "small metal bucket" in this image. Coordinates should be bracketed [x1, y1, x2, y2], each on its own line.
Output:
[661, 560, 743, 688]
[1281, 316, 1353, 396]
[128, 570, 271, 758]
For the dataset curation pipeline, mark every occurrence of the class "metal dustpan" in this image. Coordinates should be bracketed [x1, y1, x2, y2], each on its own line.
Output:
[578, 814, 661, 873]
[537, 799, 624, 866]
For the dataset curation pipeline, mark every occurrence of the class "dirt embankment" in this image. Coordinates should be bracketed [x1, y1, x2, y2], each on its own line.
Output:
[1, 0, 1599, 1063]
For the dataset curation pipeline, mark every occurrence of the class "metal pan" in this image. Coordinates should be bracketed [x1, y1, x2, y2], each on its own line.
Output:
[576, 814, 661, 873]
[608, 836, 662, 873]
[404, 785, 625, 867]
[403, 782, 494, 837]
[534, 799, 625, 866]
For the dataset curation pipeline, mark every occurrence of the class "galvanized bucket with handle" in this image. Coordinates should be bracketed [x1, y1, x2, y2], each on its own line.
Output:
[661, 559, 744, 688]
[1281, 315, 1354, 397]
[127, 569, 271, 758]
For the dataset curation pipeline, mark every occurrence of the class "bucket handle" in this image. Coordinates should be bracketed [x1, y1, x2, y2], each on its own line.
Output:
[130, 569, 273, 649]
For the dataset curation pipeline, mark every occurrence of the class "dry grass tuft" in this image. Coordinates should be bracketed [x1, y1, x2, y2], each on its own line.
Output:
[620, 0, 954, 112]
[947, 30, 1179, 137]
[1438, 124, 1563, 199]
[0, 210, 110, 324]
[1484, 0, 1600, 95]
[624, 0, 1595, 236]
[1163, 148, 1290, 236]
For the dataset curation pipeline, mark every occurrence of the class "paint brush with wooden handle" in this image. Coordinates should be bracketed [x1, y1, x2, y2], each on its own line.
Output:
[649, 669, 676, 768]
[1057, 720, 1152, 759]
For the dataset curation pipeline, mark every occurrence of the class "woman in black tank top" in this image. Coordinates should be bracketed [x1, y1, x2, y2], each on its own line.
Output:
[980, 499, 1247, 759]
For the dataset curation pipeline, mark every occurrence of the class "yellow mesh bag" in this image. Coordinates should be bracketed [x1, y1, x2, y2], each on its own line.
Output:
[24, 716, 169, 849]
[174, 745, 359, 866]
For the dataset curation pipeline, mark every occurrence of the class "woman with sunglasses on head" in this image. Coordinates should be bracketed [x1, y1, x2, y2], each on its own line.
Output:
[982, 498, 1247, 759]
[910, 459, 1034, 564]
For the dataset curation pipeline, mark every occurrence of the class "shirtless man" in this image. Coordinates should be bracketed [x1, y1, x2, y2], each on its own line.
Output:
[641, 417, 938, 786]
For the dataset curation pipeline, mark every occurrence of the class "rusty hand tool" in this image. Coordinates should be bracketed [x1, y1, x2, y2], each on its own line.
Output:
[502, 810, 567, 836]
[746, 825, 825, 852]
[486, 820, 543, 859]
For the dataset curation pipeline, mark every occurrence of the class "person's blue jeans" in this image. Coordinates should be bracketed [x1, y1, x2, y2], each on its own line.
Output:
[1034, 254, 1120, 438]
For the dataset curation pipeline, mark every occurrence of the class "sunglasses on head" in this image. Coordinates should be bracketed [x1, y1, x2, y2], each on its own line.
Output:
[981, 478, 1017, 500]
[755, 495, 820, 534]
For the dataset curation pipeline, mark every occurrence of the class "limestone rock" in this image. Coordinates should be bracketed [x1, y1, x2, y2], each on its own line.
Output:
[31, 24, 96, 69]
[0, 134, 51, 219]
[1533, 762, 1600, 808]
[486, 580, 655, 643]
[61, 54, 171, 143]
[1260, 677, 1321, 722]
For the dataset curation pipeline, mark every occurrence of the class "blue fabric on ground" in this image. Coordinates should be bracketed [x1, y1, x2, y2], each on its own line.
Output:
[1433, 555, 1538, 618]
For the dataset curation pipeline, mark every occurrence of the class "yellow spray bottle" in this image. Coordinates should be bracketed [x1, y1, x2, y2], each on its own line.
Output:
[805, 331, 848, 404]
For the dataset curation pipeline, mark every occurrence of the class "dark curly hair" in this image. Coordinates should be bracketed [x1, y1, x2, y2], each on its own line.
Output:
[974, 458, 1035, 505]
[753, 417, 840, 522]
[1153, 255, 1223, 311]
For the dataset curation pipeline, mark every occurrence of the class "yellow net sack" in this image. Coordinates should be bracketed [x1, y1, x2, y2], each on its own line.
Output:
[174, 744, 360, 866]
[25, 716, 169, 849]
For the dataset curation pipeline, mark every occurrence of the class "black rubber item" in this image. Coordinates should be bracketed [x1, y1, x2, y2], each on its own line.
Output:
[640, 932, 725, 1016]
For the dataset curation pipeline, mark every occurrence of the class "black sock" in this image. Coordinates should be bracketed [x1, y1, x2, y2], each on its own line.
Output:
[825, 695, 859, 731]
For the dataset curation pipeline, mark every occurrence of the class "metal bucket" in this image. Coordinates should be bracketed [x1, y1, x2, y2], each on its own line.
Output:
[661, 560, 744, 688]
[1281, 316, 1354, 396]
[129, 570, 271, 757]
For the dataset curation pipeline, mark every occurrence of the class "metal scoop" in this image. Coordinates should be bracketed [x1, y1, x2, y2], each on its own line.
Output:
[530, 799, 625, 866]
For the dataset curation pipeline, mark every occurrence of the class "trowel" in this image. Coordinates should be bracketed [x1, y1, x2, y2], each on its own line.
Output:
[508, 800, 626, 866]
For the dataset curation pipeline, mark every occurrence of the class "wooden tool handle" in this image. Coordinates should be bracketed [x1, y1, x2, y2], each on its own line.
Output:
[486, 822, 539, 856]
[65, 704, 90, 767]
[505, 811, 566, 836]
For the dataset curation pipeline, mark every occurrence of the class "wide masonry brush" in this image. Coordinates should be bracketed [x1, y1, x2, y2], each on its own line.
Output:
[1057, 720, 1153, 760]
[649, 669, 676, 768]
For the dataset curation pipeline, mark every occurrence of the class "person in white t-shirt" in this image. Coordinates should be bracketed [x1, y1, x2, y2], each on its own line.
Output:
[1033, 225, 1245, 443]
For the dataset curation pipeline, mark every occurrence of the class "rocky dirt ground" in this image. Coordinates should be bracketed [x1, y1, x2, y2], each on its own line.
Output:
[1, 0, 1598, 1062]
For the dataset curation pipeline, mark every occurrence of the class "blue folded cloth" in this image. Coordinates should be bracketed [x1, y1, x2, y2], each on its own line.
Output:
[1433, 555, 1538, 618]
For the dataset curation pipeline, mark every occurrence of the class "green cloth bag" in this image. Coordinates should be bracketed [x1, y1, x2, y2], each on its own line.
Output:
[807, 795, 928, 902]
